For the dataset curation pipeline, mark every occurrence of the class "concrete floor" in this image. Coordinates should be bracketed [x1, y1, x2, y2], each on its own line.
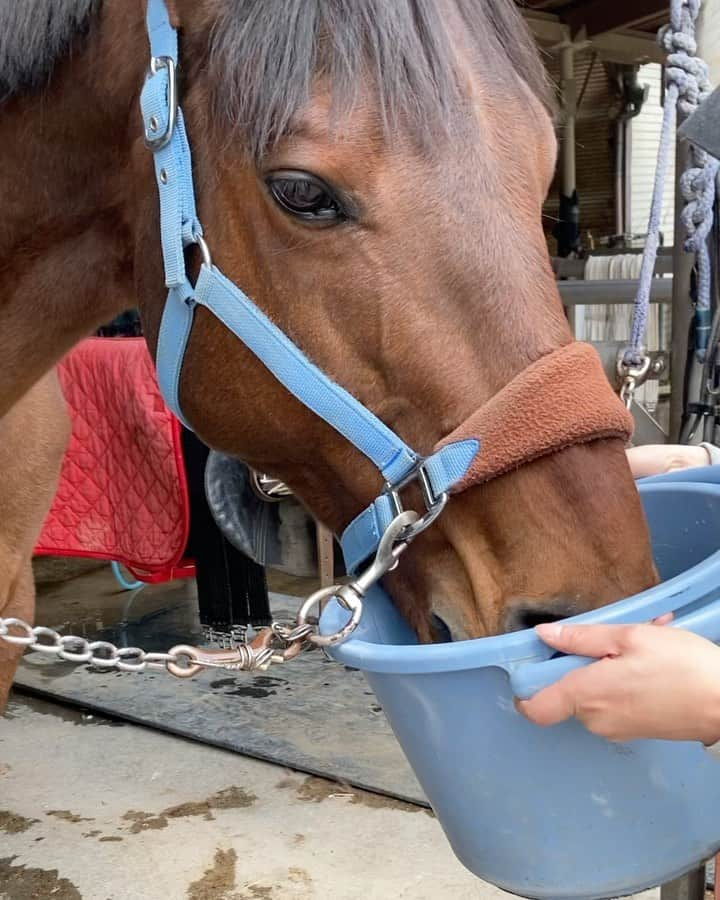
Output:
[1, 692, 528, 900]
[0, 563, 667, 900]
[0, 693, 666, 900]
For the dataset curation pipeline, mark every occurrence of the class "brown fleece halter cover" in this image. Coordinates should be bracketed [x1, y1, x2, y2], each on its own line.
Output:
[341, 341, 632, 573]
[436, 341, 634, 493]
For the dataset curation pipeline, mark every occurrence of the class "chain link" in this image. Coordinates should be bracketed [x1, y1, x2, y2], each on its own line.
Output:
[0, 619, 179, 672]
[1, 511, 422, 679]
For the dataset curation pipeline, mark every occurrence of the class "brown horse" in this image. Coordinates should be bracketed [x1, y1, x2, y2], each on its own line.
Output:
[0, 0, 657, 706]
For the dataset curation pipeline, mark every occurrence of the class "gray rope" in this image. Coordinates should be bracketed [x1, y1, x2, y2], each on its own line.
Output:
[627, 0, 718, 367]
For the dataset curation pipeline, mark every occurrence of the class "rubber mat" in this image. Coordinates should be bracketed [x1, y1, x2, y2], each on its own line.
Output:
[14, 567, 426, 806]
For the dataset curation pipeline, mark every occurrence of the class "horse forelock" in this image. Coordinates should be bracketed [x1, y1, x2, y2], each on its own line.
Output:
[0, 0, 554, 150]
[208, 0, 557, 161]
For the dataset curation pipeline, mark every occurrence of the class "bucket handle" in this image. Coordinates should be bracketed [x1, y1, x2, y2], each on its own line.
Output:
[509, 598, 720, 701]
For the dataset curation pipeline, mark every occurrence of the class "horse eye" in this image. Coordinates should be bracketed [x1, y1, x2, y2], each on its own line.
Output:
[266, 171, 345, 224]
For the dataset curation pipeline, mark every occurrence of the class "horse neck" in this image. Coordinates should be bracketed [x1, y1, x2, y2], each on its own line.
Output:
[0, 2, 148, 414]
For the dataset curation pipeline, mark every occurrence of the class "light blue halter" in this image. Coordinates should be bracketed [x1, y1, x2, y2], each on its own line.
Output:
[141, 0, 479, 574]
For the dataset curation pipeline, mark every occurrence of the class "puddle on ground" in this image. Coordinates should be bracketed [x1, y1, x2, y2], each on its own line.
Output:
[209, 674, 287, 700]
[7, 693, 126, 727]
[32, 567, 203, 657]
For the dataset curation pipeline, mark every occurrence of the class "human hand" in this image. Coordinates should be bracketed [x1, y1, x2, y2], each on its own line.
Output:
[625, 444, 713, 479]
[516, 622, 720, 744]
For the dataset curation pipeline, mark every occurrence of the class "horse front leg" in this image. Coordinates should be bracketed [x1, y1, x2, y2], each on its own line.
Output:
[0, 563, 36, 712]
[0, 371, 70, 711]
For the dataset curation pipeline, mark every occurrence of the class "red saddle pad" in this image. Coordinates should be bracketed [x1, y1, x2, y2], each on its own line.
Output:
[35, 338, 191, 580]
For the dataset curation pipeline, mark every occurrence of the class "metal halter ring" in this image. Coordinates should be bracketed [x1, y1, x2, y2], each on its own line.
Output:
[617, 353, 652, 383]
[193, 234, 213, 269]
[296, 586, 364, 648]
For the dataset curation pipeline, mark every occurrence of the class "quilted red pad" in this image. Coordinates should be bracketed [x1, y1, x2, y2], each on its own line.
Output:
[35, 338, 191, 580]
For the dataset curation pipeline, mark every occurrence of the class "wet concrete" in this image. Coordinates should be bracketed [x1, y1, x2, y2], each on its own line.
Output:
[46, 811, 94, 825]
[290, 775, 433, 816]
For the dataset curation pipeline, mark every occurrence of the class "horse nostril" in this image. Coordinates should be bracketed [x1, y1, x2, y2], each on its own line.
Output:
[502, 600, 576, 634]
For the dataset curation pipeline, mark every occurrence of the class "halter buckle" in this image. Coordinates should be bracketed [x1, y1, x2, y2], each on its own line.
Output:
[144, 56, 178, 152]
[384, 462, 449, 543]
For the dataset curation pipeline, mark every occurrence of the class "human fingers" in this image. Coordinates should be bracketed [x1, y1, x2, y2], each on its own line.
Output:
[533, 622, 630, 659]
[626, 444, 711, 478]
[515, 678, 578, 727]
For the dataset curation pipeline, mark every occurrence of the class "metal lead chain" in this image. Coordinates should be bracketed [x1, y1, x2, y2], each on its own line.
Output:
[0, 618, 176, 672]
[0, 512, 420, 679]
[201, 624, 249, 649]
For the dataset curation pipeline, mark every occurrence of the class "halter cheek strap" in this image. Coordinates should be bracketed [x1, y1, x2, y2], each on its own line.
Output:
[141, 0, 479, 556]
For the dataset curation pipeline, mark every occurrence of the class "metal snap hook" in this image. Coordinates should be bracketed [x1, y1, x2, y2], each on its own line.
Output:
[296, 511, 418, 648]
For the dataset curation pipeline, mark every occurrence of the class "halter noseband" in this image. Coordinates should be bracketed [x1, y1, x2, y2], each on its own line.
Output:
[141, 0, 633, 578]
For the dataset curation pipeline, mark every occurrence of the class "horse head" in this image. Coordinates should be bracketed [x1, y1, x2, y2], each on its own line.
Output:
[0, 0, 658, 640]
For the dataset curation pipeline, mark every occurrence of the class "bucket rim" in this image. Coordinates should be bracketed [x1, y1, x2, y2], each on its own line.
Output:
[323, 480, 720, 674]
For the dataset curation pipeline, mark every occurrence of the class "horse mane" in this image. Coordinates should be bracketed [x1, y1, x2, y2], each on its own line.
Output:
[0, 0, 100, 102]
[210, 0, 555, 159]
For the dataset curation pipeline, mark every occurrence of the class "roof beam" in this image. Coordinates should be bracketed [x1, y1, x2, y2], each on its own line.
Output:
[588, 28, 666, 64]
[524, 10, 570, 45]
[562, 0, 668, 37]
[523, 11, 665, 63]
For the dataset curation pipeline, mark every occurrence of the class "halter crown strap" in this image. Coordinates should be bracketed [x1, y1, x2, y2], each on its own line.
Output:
[141, 0, 479, 565]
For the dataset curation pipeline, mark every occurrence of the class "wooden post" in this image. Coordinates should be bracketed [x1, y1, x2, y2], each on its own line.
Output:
[315, 522, 335, 589]
[560, 44, 578, 201]
[559, 43, 583, 334]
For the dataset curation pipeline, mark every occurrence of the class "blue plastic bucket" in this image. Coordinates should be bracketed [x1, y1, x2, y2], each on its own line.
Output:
[321, 472, 720, 899]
